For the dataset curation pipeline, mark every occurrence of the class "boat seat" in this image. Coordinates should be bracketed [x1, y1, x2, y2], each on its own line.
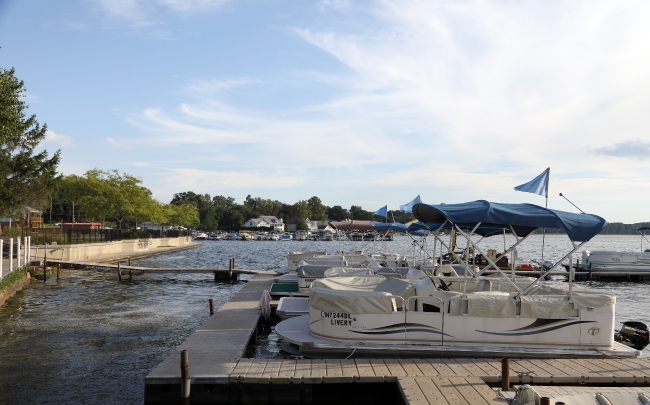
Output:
[476, 279, 492, 292]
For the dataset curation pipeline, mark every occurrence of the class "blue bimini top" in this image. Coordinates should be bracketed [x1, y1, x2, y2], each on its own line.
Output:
[370, 222, 409, 233]
[412, 200, 606, 242]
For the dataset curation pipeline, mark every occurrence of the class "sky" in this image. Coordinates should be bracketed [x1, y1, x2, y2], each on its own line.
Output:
[1, 0, 649, 223]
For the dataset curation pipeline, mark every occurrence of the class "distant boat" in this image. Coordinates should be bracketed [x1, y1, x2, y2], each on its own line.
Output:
[295, 231, 309, 241]
[577, 227, 650, 272]
[281, 233, 293, 241]
[193, 233, 208, 241]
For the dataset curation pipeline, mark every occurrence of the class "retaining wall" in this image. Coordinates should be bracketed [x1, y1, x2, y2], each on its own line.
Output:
[30, 236, 193, 261]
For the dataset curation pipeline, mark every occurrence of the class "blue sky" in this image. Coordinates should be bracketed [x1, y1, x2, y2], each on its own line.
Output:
[1, 0, 649, 222]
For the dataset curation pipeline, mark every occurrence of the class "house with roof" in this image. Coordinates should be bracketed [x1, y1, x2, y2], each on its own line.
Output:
[243, 216, 284, 231]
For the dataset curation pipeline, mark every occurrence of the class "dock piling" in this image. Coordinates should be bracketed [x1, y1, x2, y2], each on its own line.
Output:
[117, 262, 122, 281]
[540, 397, 550, 405]
[43, 244, 47, 282]
[56, 264, 60, 281]
[209, 298, 214, 316]
[128, 256, 131, 266]
[129, 268, 133, 281]
[501, 358, 510, 391]
[180, 349, 190, 399]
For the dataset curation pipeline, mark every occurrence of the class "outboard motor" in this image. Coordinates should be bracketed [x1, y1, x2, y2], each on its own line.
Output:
[541, 260, 553, 270]
[615, 321, 649, 350]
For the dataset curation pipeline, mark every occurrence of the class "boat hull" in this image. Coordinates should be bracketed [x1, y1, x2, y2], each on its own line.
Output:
[277, 315, 639, 359]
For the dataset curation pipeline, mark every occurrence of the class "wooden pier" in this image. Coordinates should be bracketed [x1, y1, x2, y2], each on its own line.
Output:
[143, 274, 650, 405]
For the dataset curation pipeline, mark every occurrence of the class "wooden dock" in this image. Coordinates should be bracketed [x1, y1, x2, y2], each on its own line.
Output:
[143, 273, 650, 405]
[50, 259, 275, 275]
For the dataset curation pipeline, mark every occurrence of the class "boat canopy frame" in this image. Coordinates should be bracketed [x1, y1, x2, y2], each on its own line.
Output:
[412, 200, 607, 298]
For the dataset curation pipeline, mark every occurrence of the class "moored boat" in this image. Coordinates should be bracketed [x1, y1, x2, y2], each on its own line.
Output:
[276, 200, 648, 359]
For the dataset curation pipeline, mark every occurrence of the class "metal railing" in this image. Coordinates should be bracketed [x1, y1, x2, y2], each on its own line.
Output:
[23, 228, 189, 245]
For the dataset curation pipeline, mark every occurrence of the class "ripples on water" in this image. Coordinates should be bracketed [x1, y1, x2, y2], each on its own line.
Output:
[0, 235, 648, 403]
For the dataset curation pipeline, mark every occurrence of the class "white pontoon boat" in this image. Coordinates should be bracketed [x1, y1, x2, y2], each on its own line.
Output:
[578, 227, 650, 272]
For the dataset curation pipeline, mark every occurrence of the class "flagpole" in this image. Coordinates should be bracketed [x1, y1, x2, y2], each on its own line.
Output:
[541, 168, 550, 262]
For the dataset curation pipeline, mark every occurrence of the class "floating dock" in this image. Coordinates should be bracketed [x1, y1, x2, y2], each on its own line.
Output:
[143, 274, 650, 405]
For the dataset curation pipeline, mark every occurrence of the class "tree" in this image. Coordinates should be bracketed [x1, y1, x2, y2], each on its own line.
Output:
[0, 66, 60, 216]
[297, 218, 310, 231]
[164, 203, 199, 228]
[307, 196, 328, 221]
[74, 169, 156, 229]
[327, 205, 350, 221]
[290, 200, 312, 220]
[171, 191, 217, 230]
[350, 205, 373, 220]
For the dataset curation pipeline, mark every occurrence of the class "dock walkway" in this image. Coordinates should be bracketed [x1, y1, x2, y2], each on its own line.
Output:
[144, 274, 650, 404]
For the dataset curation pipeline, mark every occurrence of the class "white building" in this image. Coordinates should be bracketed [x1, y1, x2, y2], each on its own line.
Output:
[243, 216, 284, 231]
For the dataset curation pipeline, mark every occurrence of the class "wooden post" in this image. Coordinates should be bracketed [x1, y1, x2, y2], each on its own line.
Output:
[229, 258, 233, 280]
[209, 298, 214, 316]
[540, 398, 550, 405]
[43, 244, 47, 282]
[180, 349, 190, 399]
[501, 358, 510, 391]
[589, 262, 593, 281]
[57, 264, 60, 281]
[128, 256, 131, 266]
[129, 268, 133, 281]
[117, 262, 122, 281]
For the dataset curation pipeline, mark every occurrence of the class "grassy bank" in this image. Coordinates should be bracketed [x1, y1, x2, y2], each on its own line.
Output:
[0, 268, 31, 300]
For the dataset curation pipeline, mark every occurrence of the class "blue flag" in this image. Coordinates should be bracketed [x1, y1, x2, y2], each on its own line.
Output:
[373, 205, 388, 217]
[514, 168, 550, 198]
[399, 195, 421, 212]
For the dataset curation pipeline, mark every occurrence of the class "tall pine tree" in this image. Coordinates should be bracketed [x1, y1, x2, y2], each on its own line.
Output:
[0, 66, 60, 216]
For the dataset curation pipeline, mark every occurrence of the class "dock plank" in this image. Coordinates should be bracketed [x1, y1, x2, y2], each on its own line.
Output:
[414, 377, 449, 405]
[439, 359, 471, 376]
[384, 358, 408, 377]
[370, 359, 391, 378]
[427, 359, 456, 376]
[397, 378, 429, 405]
[310, 359, 327, 379]
[354, 359, 377, 379]
[277, 360, 296, 381]
[432, 376, 469, 405]
[453, 358, 486, 377]
[340, 359, 360, 379]
[292, 359, 312, 379]
[413, 359, 439, 376]
[447, 377, 491, 405]
[399, 359, 425, 376]
[325, 359, 344, 378]
[467, 359, 500, 378]
[231, 359, 253, 379]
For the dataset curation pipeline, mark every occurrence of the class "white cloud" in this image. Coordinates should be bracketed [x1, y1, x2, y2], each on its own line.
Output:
[106, 137, 133, 150]
[44, 130, 75, 147]
[163, 168, 306, 192]
[121, 0, 650, 221]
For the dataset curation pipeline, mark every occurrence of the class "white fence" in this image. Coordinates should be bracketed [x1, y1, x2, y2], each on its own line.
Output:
[0, 236, 31, 280]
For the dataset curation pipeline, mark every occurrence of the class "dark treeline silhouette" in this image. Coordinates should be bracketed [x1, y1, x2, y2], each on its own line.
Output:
[169, 192, 416, 231]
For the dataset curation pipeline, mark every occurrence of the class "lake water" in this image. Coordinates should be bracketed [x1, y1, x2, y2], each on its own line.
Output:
[0, 235, 648, 404]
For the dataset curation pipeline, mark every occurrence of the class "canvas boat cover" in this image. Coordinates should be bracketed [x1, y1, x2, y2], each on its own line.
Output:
[370, 222, 409, 233]
[310, 277, 415, 314]
[299, 258, 348, 267]
[324, 267, 377, 278]
[412, 200, 607, 242]
[328, 220, 374, 231]
[298, 265, 341, 278]
[446, 286, 615, 319]
[408, 221, 510, 238]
